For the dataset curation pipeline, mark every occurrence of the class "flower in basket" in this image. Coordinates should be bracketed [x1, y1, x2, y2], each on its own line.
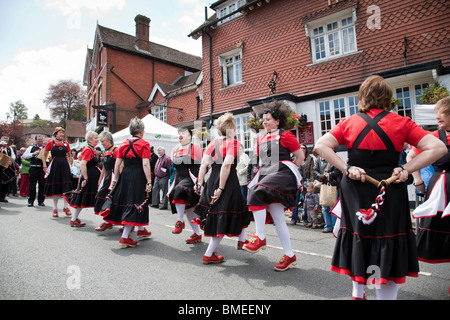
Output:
[247, 110, 264, 133]
[285, 112, 300, 130]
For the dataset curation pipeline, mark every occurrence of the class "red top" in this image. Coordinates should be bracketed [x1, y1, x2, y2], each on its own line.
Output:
[117, 138, 150, 159]
[45, 140, 70, 153]
[205, 137, 239, 160]
[413, 130, 450, 154]
[80, 146, 95, 161]
[329, 109, 428, 152]
[172, 144, 203, 161]
[103, 147, 119, 159]
[256, 130, 301, 156]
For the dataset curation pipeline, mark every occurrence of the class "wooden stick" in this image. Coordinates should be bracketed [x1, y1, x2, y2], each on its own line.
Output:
[363, 174, 381, 187]
[381, 174, 401, 187]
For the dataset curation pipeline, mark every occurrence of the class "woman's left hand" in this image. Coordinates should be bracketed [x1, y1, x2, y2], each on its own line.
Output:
[211, 188, 223, 201]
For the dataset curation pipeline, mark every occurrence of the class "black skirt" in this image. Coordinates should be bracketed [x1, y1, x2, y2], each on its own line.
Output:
[331, 169, 419, 285]
[194, 163, 251, 237]
[247, 162, 298, 211]
[416, 170, 450, 263]
[94, 169, 114, 215]
[168, 172, 200, 214]
[44, 157, 73, 197]
[64, 165, 101, 208]
[100, 161, 149, 227]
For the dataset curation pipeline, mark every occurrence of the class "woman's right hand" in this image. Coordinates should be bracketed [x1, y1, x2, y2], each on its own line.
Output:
[347, 166, 367, 182]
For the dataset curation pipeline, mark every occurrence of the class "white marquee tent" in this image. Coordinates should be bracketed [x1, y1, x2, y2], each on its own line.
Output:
[112, 114, 179, 153]
[415, 104, 437, 126]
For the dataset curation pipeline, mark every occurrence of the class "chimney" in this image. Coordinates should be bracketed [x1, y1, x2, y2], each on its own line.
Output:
[135, 15, 150, 52]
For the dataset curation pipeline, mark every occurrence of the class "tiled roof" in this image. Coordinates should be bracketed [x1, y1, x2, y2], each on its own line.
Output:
[97, 25, 202, 71]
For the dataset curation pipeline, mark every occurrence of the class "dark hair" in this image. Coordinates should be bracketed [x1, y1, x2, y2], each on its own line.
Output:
[178, 127, 192, 137]
[261, 100, 290, 129]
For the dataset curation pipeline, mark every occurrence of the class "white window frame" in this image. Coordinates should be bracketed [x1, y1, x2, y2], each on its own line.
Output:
[235, 114, 252, 152]
[306, 7, 358, 64]
[152, 105, 167, 123]
[317, 94, 359, 136]
[218, 48, 243, 88]
[217, 0, 246, 25]
[393, 81, 430, 121]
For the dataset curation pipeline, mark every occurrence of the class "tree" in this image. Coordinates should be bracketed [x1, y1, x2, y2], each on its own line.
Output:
[43, 79, 86, 127]
[7, 100, 28, 120]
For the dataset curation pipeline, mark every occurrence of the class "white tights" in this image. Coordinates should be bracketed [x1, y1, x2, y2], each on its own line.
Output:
[175, 204, 201, 235]
[121, 225, 145, 239]
[52, 196, 69, 210]
[252, 203, 294, 257]
[352, 280, 399, 300]
[204, 228, 247, 257]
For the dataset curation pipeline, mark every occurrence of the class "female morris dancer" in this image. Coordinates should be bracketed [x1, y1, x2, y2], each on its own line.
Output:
[194, 113, 252, 264]
[314, 75, 446, 300]
[64, 131, 101, 227]
[100, 117, 152, 247]
[244, 101, 303, 271]
[42, 127, 73, 218]
[168, 127, 203, 244]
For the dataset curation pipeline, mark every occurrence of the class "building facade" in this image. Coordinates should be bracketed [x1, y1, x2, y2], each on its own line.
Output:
[83, 15, 202, 133]
[185, 0, 450, 153]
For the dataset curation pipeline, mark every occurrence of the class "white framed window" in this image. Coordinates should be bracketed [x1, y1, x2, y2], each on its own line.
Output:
[152, 105, 167, 123]
[217, 0, 246, 25]
[218, 48, 243, 87]
[393, 81, 430, 120]
[307, 8, 357, 63]
[235, 114, 252, 152]
[318, 94, 358, 136]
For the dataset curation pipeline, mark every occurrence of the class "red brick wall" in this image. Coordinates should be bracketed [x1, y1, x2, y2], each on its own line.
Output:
[198, 0, 450, 118]
[86, 46, 189, 131]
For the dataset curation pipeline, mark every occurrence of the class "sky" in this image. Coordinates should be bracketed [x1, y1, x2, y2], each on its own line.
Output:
[0, 0, 214, 121]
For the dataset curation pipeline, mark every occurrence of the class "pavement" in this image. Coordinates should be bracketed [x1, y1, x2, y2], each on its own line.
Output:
[0, 194, 448, 302]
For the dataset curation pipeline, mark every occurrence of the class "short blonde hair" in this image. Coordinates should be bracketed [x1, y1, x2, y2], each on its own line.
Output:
[358, 75, 393, 112]
[52, 127, 65, 137]
[216, 112, 235, 136]
[434, 97, 450, 117]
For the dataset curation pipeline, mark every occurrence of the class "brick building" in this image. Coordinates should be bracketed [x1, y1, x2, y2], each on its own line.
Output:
[185, 0, 450, 153]
[83, 15, 202, 133]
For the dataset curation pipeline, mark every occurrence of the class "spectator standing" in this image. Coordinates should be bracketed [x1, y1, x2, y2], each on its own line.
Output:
[23, 135, 46, 207]
[151, 146, 172, 210]
[19, 147, 30, 197]
[236, 143, 250, 198]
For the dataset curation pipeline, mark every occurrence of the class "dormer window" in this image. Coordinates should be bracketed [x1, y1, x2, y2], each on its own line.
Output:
[217, 0, 246, 25]
[306, 7, 358, 64]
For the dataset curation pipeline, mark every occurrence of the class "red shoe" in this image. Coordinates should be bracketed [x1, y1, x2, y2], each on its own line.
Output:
[95, 222, 113, 231]
[242, 235, 266, 253]
[172, 221, 185, 234]
[202, 252, 224, 264]
[274, 254, 297, 271]
[119, 237, 138, 247]
[352, 292, 368, 300]
[70, 219, 86, 227]
[63, 207, 71, 216]
[137, 228, 152, 238]
[237, 240, 249, 250]
[52, 209, 58, 217]
[185, 233, 202, 244]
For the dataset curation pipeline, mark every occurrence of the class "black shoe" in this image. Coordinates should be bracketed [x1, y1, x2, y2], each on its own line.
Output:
[0, 199, 8, 203]
[150, 205, 159, 208]
[28, 203, 34, 207]
[38, 202, 45, 206]
[159, 207, 168, 210]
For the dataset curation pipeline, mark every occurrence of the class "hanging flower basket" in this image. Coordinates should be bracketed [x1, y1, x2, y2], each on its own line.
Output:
[284, 112, 301, 130]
